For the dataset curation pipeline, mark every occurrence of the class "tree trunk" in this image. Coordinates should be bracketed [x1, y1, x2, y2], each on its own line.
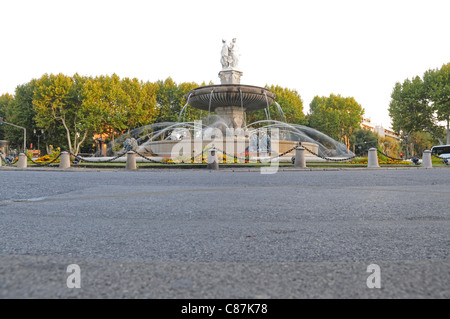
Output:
[75, 131, 88, 155]
[424, 127, 443, 145]
[447, 120, 450, 145]
[60, 118, 73, 154]
[405, 138, 409, 159]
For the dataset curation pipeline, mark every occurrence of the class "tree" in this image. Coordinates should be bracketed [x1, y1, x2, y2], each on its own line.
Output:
[33, 73, 98, 154]
[350, 129, 379, 156]
[0, 93, 15, 141]
[155, 77, 185, 123]
[389, 63, 450, 145]
[179, 81, 202, 122]
[244, 85, 305, 126]
[82, 75, 161, 152]
[270, 85, 305, 124]
[308, 94, 364, 147]
[308, 96, 340, 140]
[135, 80, 160, 126]
[0, 82, 47, 152]
[120, 77, 159, 130]
[424, 63, 450, 144]
[81, 73, 135, 148]
[389, 76, 441, 144]
[409, 131, 438, 157]
[378, 136, 401, 158]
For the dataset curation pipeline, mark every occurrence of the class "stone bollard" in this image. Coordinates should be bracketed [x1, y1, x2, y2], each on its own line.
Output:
[207, 148, 219, 170]
[0, 155, 2, 167]
[294, 146, 307, 168]
[422, 150, 432, 169]
[126, 151, 137, 170]
[17, 153, 28, 168]
[59, 151, 71, 169]
[367, 148, 380, 168]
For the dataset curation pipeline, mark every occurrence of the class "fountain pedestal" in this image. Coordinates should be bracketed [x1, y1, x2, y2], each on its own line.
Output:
[218, 69, 243, 85]
[215, 106, 246, 131]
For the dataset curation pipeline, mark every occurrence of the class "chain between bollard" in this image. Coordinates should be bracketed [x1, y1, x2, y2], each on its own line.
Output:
[378, 149, 449, 165]
[135, 148, 214, 164]
[0, 153, 18, 166]
[432, 154, 444, 160]
[432, 153, 449, 165]
[378, 149, 449, 166]
[376, 149, 405, 162]
[72, 148, 217, 165]
[25, 153, 62, 167]
[209, 144, 354, 163]
[211, 146, 297, 163]
[70, 151, 127, 164]
[264, 146, 297, 161]
[134, 151, 171, 164]
[299, 143, 356, 162]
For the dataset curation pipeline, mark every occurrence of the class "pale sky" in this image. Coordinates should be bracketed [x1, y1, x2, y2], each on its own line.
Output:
[1, 0, 449, 129]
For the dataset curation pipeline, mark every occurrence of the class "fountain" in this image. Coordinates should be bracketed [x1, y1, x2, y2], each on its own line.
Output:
[138, 38, 319, 160]
[97, 39, 354, 164]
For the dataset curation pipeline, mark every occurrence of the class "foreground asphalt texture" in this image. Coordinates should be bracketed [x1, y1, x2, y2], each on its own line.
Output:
[0, 167, 449, 298]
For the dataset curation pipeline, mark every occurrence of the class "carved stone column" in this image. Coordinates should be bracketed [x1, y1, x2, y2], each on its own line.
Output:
[218, 69, 243, 85]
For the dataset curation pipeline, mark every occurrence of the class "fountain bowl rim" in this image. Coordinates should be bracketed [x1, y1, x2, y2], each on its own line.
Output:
[185, 84, 276, 112]
[187, 84, 275, 94]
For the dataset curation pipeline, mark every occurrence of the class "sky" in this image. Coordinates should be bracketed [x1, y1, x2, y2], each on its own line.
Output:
[1, 0, 449, 129]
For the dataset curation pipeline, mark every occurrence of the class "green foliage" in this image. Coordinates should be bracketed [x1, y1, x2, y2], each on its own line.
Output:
[32, 73, 160, 154]
[349, 129, 378, 156]
[389, 76, 437, 138]
[0, 83, 46, 152]
[390, 63, 450, 144]
[155, 78, 184, 123]
[0, 93, 14, 140]
[378, 136, 401, 159]
[409, 131, 439, 157]
[245, 85, 305, 126]
[425, 63, 450, 144]
[1, 74, 310, 154]
[33, 73, 91, 154]
[81, 74, 130, 136]
[308, 94, 364, 146]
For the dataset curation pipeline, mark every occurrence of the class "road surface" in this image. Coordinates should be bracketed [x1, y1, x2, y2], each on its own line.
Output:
[0, 167, 449, 299]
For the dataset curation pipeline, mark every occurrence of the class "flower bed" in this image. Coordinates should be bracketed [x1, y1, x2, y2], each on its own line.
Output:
[349, 157, 410, 165]
[27, 147, 61, 164]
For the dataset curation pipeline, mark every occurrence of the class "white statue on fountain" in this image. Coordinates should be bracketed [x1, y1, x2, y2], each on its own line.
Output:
[229, 38, 240, 69]
[219, 38, 242, 84]
[221, 38, 240, 70]
[221, 39, 229, 69]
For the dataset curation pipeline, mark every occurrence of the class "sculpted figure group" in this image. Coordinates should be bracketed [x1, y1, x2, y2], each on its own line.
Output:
[221, 38, 240, 70]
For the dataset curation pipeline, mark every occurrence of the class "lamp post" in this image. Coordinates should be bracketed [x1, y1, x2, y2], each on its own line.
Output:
[33, 129, 44, 155]
[403, 134, 409, 159]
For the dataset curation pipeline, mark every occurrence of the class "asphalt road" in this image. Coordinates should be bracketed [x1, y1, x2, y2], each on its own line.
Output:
[0, 167, 449, 299]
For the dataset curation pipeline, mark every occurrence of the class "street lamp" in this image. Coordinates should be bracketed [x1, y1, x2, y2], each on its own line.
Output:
[403, 134, 409, 159]
[33, 129, 44, 154]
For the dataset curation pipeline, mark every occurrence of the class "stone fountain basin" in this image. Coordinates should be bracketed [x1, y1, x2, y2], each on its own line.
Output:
[142, 139, 319, 159]
[186, 84, 276, 112]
